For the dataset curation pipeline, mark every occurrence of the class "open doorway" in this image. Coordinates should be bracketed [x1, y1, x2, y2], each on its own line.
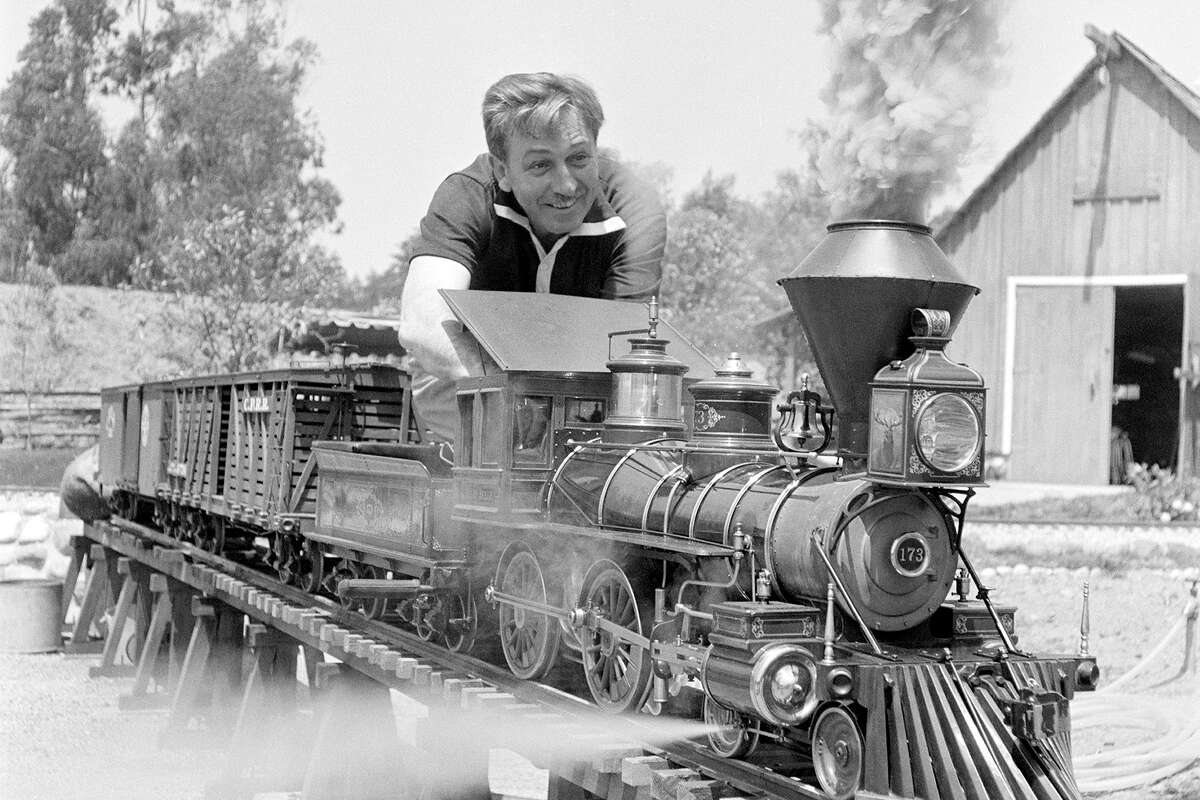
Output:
[1110, 285, 1183, 479]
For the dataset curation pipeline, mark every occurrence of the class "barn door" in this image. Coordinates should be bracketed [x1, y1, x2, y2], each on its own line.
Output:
[1009, 284, 1115, 483]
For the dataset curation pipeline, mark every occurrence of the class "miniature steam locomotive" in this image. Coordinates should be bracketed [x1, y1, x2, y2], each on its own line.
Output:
[98, 220, 1099, 800]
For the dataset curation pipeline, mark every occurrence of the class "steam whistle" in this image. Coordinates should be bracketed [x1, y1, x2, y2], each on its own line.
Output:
[647, 296, 659, 338]
[774, 374, 834, 454]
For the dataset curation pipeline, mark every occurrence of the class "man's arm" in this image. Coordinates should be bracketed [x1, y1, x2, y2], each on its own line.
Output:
[398, 255, 484, 380]
[604, 164, 667, 300]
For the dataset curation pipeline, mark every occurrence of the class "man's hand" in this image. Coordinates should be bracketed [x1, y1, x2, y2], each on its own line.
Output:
[398, 256, 485, 380]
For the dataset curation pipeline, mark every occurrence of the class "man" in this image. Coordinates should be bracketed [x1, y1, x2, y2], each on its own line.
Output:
[398, 72, 667, 442]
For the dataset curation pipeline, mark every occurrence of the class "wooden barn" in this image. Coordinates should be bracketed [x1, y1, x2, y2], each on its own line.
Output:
[937, 28, 1200, 484]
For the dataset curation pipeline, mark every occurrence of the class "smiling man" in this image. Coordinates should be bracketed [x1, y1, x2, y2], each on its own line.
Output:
[398, 72, 667, 441]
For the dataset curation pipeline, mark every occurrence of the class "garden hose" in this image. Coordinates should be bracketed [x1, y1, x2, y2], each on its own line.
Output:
[1072, 592, 1199, 792]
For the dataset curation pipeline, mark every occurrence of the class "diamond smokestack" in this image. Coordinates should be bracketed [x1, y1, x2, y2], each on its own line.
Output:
[778, 220, 978, 471]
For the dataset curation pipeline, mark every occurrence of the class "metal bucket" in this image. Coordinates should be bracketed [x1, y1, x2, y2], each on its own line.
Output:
[0, 579, 63, 653]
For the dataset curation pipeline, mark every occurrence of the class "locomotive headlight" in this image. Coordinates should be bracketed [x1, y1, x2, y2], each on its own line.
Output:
[868, 308, 986, 486]
[914, 393, 981, 472]
[750, 644, 819, 726]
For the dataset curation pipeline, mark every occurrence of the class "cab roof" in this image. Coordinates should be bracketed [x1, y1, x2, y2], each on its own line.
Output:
[441, 290, 716, 377]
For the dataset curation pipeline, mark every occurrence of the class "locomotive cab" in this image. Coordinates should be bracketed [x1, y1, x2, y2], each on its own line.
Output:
[452, 372, 613, 517]
[438, 289, 716, 524]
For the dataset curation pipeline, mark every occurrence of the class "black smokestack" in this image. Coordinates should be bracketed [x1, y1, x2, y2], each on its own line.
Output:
[779, 220, 977, 471]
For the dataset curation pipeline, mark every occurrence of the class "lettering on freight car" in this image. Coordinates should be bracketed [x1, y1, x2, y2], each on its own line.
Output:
[242, 393, 271, 413]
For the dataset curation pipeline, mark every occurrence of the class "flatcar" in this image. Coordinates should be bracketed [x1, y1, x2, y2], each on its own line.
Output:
[98, 220, 1099, 800]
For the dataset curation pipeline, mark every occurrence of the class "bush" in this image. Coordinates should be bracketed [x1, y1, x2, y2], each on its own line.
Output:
[1125, 463, 1200, 522]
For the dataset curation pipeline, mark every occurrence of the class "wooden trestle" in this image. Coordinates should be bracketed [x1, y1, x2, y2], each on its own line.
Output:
[61, 520, 820, 800]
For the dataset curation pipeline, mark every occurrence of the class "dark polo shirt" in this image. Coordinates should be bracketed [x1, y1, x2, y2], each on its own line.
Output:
[411, 153, 665, 299]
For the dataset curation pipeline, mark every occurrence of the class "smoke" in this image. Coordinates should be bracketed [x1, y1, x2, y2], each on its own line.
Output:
[809, 0, 1008, 222]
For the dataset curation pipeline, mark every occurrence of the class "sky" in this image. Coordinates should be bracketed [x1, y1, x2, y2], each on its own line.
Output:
[4, 1, 1200, 280]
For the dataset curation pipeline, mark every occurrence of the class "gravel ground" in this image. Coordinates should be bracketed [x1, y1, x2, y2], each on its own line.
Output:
[0, 653, 215, 800]
[0, 525, 1198, 799]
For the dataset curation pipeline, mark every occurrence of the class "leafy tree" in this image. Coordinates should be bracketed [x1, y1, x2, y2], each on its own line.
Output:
[0, 0, 117, 265]
[148, 204, 341, 373]
[124, 1, 347, 371]
[656, 167, 829, 390]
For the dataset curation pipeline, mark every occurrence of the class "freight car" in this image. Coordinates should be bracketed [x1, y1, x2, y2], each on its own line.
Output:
[98, 220, 1099, 800]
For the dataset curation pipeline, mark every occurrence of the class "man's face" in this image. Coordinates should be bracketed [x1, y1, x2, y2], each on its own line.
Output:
[493, 113, 600, 242]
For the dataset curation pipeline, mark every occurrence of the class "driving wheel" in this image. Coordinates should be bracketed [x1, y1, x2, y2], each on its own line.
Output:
[579, 560, 652, 714]
[499, 549, 560, 678]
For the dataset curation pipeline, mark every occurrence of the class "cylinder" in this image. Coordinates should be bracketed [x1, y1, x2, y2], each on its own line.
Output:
[0, 579, 63, 653]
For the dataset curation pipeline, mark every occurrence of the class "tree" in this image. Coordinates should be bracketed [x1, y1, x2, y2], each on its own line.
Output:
[150, 204, 341, 373]
[131, 1, 347, 372]
[0, 0, 117, 265]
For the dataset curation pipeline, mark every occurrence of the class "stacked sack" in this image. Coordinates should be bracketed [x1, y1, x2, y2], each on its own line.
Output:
[0, 490, 79, 581]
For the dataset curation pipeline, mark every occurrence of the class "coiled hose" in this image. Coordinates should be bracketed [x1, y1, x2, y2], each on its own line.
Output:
[1073, 590, 1199, 793]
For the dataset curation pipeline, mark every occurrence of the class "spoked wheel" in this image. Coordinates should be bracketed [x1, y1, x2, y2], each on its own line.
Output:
[360, 565, 387, 620]
[704, 697, 759, 758]
[297, 540, 325, 595]
[811, 706, 864, 800]
[413, 595, 436, 641]
[499, 549, 561, 679]
[182, 509, 203, 545]
[442, 591, 478, 653]
[579, 560, 653, 714]
[327, 560, 362, 610]
[273, 534, 299, 584]
[396, 597, 416, 627]
[207, 517, 226, 554]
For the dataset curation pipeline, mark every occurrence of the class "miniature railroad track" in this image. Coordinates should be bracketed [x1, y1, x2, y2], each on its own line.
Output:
[70, 518, 831, 800]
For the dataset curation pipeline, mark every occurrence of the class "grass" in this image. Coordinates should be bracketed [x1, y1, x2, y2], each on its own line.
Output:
[971, 493, 1156, 523]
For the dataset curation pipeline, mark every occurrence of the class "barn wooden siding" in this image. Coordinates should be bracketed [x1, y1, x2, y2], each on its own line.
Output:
[937, 38, 1200, 475]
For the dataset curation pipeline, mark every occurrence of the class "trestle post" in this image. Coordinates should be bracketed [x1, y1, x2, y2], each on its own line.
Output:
[60, 535, 91, 627]
[90, 557, 138, 677]
[161, 596, 245, 748]
[118, 573, 173, 710]
[208, 624, 310, 799]
[301, 664, 419, 800]
[167, 577, 198, 689]
[65, 544, 109, 654]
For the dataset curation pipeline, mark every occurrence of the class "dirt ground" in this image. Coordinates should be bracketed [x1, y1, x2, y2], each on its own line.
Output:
[984, 567, 1200, 799]
[0, 561, 1197, 799]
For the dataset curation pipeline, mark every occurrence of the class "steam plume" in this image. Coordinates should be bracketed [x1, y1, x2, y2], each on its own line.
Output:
[810, 0, 1007, 222]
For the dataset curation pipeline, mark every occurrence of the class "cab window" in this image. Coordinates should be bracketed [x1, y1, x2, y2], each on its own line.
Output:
[456, 393, 475, 466]
[565, 397, 606, 426]
[513, 395, 552, 466]
[480, 389, 504, 467]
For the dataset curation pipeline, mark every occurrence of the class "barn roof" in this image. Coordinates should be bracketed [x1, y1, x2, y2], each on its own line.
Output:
[937, 29, 1200, 242]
